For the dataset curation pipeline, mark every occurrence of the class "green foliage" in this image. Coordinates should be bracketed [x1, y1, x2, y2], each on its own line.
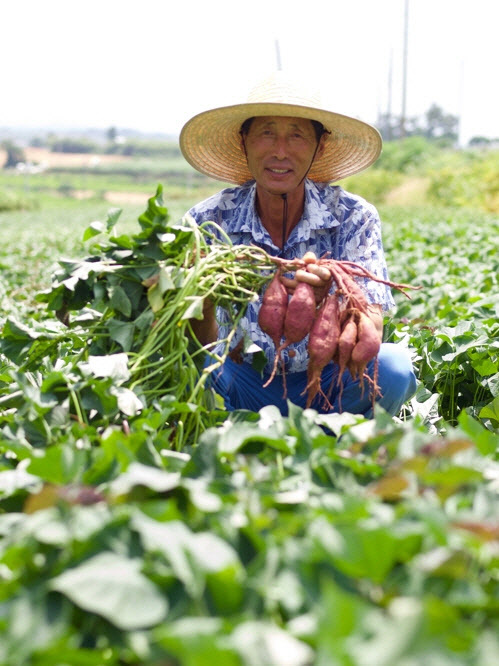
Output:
[427, 150, 499, 212]
[341, 168, 403, 204]
[344, 143, 499, 212]
[0, 405, 498, 664]
[1, 187, 274, 449]
[382, 205, 499, 428]
[0, 190, 498, 664]
[0, 189, 38, 213]
[375, 136, 440, 173]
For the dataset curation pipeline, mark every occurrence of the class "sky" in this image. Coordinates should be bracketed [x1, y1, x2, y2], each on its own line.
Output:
[2, 0, 498, 146]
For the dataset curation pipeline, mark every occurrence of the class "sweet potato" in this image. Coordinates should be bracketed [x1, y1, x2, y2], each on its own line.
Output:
[350, 311, 381, 379]
[336, 314, 358, 382]
[264, 280, 316, 389]
[258, 270, 288, 349]
[283, 281, 316, 344]
[304, 293, 340, 407]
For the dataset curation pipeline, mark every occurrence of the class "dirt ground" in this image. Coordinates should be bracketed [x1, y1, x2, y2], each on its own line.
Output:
[25, 147, 130, 168]
[0, 147, 131, 168]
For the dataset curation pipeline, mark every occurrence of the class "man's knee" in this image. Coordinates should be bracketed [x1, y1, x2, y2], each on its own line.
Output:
[376, 343, 417, 405]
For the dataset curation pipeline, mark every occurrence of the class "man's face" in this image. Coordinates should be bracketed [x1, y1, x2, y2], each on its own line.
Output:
[243, 116, 324, 196]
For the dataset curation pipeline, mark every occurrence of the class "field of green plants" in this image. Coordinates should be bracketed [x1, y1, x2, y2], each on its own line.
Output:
[0, 142, 498, 665]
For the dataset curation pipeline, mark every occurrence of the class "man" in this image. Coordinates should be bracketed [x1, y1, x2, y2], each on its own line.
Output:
[179, 72, 416, 417]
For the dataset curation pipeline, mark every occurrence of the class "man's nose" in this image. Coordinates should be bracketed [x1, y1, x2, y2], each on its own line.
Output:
[273, 135, 288, 159]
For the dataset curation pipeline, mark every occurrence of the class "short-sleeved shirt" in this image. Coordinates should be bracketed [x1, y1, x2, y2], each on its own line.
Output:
[187, 178, 395, 374]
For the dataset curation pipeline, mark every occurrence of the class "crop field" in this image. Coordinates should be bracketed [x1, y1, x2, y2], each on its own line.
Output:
[0, 152, 498, 664]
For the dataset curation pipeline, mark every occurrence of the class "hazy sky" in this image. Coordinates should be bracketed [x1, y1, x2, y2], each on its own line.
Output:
[3, 0, 498, 145]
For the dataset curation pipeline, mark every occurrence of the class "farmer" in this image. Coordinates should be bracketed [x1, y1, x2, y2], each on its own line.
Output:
[179, 71, 417, 417]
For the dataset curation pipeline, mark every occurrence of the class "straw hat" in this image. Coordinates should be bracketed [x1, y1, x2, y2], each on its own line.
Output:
[179, 71, 382, 185]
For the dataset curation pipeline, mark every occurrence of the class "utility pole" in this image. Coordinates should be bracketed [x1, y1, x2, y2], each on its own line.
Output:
[387, 49, 393, 140]
[275, 40, 282, 71]
[400, 0, 409, 138]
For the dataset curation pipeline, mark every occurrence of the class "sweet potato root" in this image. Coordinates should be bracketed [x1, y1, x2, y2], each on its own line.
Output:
[258, 269, 288, 349]
[304, 293, 340, 408]
[282, 281, 316, 344]
[336, 314, 358, 381]
[264, 280, 316, 389]
[350, 311, 381, 379]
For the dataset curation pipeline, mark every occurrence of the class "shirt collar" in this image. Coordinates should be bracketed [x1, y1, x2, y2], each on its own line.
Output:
[223, 179, 339, 242]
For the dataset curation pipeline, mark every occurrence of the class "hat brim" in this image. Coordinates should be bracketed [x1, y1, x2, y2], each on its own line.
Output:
[180, 101, 382, 185]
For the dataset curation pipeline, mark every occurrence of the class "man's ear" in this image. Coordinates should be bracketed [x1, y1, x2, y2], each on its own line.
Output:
[240, 132, 248, 158]
[316, 133, 328, 159]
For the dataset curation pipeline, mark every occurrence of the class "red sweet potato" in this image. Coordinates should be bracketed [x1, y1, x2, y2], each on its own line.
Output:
[264, 280, 316, 389]
[258, 270, 288, 349]
[350, 311, 381, 378]
[304, 293, 340, 407]
[283, 281, 316, 344]
[336, 314, 358, 382]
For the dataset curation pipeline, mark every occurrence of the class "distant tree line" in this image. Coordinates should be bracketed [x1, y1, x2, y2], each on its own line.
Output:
[377, 103, 460, 144]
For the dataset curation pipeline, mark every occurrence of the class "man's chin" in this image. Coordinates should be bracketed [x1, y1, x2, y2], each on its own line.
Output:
[258, 178, 300, 197]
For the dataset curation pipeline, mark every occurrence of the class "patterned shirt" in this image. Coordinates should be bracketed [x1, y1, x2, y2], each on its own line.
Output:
[187, 179, 395, 374]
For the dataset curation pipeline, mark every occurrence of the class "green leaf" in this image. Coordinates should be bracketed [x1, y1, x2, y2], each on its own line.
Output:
[206, 419, 293, 456]
[50, 551, 167, 630]
[479, 395, 499, 423]
[109, 462, 181, 496]
[109, 284, 132, 317]
[0, 463, 41, 499]
[133, 512, 242, 604]
[230, 621, 314, 666]
[182, 296, 204, 321]
[158, 264, 176, 291]
[80, 353, 130, 383]
[27, 444, 87, 485]
[147, 283, 164, 312]
[105, 207, 122, 231]
[82, 220, 105, 241]
[311, 518, 421, 584]
[107, 318, 135, 351]
[111, 386, 144, 416]
[154, 618, 239, 665]
[457, 410, 498, 455]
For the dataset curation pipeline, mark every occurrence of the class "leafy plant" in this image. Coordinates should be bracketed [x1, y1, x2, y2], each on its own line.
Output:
[1, 187, 276, 450]
[1, 189, 498, 665]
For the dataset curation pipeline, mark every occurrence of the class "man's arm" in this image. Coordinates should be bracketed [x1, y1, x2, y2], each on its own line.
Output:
[189, 299, 218, 346]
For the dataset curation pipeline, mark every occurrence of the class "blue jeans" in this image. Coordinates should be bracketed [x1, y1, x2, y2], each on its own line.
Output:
[208, 343, 416, 417]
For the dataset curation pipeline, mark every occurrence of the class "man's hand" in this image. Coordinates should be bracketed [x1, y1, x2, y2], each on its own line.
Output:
[280, 264, 332, 305]
[281, 265, 384, 340]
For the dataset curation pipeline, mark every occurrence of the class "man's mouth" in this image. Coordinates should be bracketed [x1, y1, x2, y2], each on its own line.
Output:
[267, 167, 291, 174]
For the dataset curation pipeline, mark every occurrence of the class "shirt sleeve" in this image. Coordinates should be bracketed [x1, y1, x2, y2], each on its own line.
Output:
[339, 198, 395, 311]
